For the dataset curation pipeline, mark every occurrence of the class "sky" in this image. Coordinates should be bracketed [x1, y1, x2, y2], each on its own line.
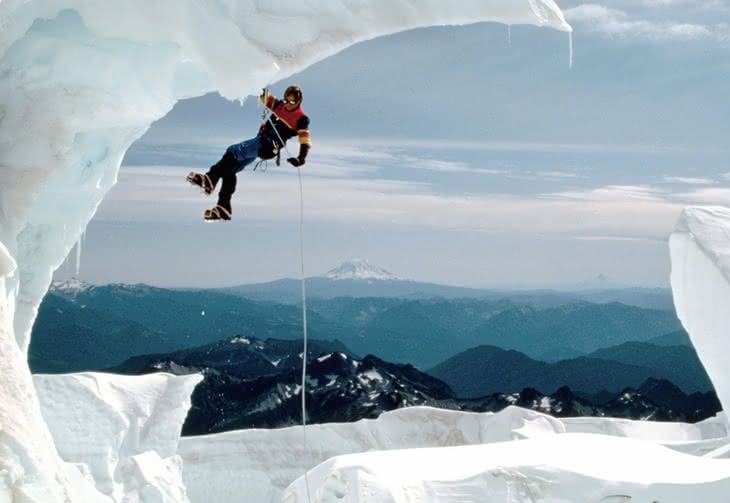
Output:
[55, 0, 730, 289]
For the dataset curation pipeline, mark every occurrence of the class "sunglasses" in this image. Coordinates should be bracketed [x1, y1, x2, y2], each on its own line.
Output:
[283, 99, 299, 105]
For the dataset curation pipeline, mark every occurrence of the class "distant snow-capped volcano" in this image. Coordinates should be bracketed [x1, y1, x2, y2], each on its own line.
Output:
[324, 259, 398, 281]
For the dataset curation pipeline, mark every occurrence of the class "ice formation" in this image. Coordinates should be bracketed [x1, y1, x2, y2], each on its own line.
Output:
[671, 207, 730, 417]
[178, 405, 730, 503]
[32, 384, 730, 503]
[34, 372, 202, 502]
[283, 432, 730, 503]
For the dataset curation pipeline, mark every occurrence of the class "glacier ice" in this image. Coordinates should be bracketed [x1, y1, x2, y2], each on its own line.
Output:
[34, 372, 202, 501]
[283, 431, 730, 503]
[671, 207, 730, 419]
[32, 392, 727, 503]
[176, 405, 730, 503]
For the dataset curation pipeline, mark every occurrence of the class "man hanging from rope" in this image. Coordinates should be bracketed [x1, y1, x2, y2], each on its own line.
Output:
[187, 85, 312, 221]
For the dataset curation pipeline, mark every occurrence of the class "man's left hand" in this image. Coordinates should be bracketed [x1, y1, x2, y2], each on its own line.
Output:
[287, 157, 304, 167]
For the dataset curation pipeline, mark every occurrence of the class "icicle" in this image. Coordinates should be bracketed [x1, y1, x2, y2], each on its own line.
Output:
[75, 239, 81, 276]
[62, 225, 69, 270]
[507, 25, 511, 48]
[75, 231, 85, 276]
[568, 31, 573, 69]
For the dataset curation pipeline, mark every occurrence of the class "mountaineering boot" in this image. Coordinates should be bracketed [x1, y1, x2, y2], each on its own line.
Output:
[187, 172, 217, 195]
[204, 203, 232, 222]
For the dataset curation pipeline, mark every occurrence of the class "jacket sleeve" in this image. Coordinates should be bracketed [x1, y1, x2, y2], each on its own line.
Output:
[296, 115, 312, 146]
[259, 91, 277, 111]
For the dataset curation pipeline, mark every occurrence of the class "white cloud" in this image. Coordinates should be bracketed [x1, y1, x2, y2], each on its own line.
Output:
[546, 184, 668, 202]
[112, 140, 718, 249]
[101, 165, 683, 244]
[673, 187, 730, 204]
[314, 142, 509, 176]
[565, 3, 716, 41]
[571, 0, 730, 15]
[639, 0, 730, 10]
[576, 235, 666, 242]
[542, 171, 579, 179]
[663, 176, 715, 184]
[313, 143, 399, 163]
[359, 137, 691, 155]
[502, 170, 582, 182]
[639, 0, 719, 7]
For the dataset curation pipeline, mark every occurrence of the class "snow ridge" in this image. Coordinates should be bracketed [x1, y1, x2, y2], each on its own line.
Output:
[50, 278, 93, 295]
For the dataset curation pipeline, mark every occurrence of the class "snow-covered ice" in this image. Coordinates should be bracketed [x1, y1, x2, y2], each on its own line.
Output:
[671, 207, 730, 417]
[177, 405, 730, 503]
[34, 372, 202, 501]
[283, 432, 730, 503]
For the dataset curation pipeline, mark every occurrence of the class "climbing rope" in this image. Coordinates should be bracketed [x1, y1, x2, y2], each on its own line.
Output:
[254, 89, 273, 172]
[294, 158, 313, 503]
[262, 91, 314, 503]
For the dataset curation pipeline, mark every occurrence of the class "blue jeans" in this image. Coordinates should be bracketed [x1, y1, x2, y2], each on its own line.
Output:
[225, 135, 262, 174]
[206, 135, 263, 210]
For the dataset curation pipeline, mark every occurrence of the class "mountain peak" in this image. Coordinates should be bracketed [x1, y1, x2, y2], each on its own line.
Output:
[324, 259, 398, 281]
[50, 278, 93, 295]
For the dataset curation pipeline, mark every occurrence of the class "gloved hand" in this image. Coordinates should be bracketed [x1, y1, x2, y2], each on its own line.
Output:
[289, 144, 309, 167]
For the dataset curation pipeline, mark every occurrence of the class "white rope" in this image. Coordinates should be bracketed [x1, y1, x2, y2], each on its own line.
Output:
[263, 95, 314, 503]
[296, 164, 313, 503]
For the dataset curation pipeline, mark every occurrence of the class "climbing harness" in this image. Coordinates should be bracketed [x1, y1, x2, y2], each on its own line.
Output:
[253, 158, 270, 171]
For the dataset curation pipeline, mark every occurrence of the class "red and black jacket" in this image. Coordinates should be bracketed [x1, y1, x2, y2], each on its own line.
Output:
[259, 94, 311, 162]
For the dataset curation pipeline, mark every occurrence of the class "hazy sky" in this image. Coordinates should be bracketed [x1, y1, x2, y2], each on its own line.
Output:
[56, 1, 730, 289]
